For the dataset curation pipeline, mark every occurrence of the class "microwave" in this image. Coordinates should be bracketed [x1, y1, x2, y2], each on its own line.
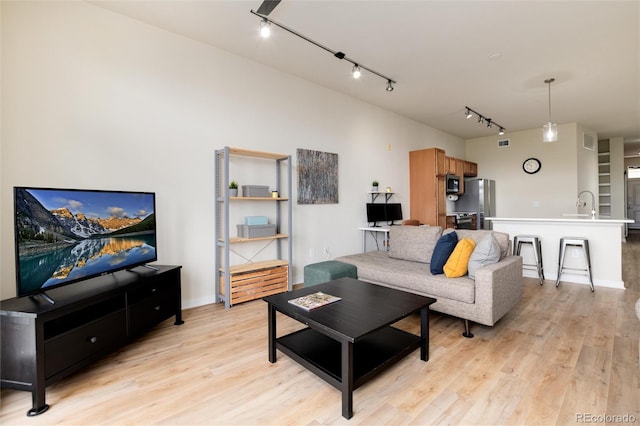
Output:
[446, 174, 460, 194]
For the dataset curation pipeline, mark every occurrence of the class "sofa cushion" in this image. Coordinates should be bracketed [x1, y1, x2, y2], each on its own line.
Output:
[443, 228, 510, 260]
[468, 234, 502, 280]
[444, 237, 476, 278]
[389, 225, 443, 263]
[430, 231, 458, 274]
[335, 251, 475, 304]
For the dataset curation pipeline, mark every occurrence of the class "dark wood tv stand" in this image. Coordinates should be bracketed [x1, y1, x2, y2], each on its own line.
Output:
[0, 265, 183, 416]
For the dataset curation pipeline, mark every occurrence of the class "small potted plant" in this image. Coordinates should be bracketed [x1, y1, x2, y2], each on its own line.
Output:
[372, 180, 379, 192]
[228, 181, 238, 197]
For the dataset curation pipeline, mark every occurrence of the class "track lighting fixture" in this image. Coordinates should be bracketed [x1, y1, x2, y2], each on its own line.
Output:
[250, 10, 396, 92]
[386, 80, 394, 92]
[543, 78, 558, 142]
[259, 18, 271, 38]
[463, 106, 506, 136]
[352, 64, 361, 79]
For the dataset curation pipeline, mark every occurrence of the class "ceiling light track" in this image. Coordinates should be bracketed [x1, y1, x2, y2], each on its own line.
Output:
[464, 106, 506, 136]
[250, 10, 396, 92]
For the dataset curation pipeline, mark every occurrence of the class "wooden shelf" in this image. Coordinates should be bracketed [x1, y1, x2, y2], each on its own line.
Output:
[228, 147, 288, 160]
[228, 196, 289, 201]
[227, 234, 288, 243]
[225, 259, 289, 275]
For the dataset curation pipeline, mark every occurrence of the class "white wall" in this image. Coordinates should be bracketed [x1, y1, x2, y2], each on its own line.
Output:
[465, 123, 583, 218]
[0, 2, 464, 304]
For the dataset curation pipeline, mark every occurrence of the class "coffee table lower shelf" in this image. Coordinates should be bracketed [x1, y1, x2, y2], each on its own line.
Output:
[276, 326, 420, 391]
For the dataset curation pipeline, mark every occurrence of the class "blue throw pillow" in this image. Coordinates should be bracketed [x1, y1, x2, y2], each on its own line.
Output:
[430, 231, 458, 274]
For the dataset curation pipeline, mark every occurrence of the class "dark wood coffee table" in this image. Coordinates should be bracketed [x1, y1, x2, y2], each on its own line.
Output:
[263, 277, 436, 419]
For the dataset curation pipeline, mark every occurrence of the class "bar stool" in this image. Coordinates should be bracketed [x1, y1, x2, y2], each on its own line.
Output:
[513, 235, 544, 285]
[555, 237, 594, 292]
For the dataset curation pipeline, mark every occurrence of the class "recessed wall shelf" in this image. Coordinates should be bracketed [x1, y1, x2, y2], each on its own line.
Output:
[597, 140, 611, 217]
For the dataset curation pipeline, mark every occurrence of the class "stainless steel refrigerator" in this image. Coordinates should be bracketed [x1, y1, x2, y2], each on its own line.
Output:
[454, 178, 496, 229]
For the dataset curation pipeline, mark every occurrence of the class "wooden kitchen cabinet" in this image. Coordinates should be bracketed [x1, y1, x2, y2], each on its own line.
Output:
[464, 161, 478, 177]
[444, 156, 456, 175]
[444, 156, 473, 194]
[446, 215, 456, 229]
[410, 148, 447, 227]
[455, 159, 465, 194]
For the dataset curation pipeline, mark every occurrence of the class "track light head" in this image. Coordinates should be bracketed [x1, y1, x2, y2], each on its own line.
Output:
[260, 18, 271, 38]
[498, 127, 505, 135]
[352, 64, 361, 79]
[386, 80, 394, 92]
[486, 119, 492, 128]
[465, 109, 473, 119]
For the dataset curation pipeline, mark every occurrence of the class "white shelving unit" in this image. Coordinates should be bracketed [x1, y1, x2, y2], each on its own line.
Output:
[598, 140, 611, 218]
[214, 147, 292, 308]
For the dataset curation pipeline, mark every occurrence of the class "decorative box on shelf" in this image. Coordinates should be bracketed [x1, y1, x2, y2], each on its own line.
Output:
[245, 216, 269, 225]
[220, 261, 289, 305]
[237, 224, 276, 238]
[242, 185, 270, 197]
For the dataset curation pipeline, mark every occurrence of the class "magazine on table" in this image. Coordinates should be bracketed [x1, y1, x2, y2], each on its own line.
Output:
[288, 291, 341, 311]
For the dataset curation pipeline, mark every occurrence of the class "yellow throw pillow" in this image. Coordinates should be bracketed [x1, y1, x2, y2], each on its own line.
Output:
[444, 237, 476, 278]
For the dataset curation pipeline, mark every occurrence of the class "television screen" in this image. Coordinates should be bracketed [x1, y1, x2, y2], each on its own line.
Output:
[366, 203, 403, 225]
[386, 203, 403, 221]
[366, 203, 386, 224]
[14, 187, 157, 297]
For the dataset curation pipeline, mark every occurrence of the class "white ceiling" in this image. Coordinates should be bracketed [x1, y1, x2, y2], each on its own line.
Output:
[92, 0, 640, 155]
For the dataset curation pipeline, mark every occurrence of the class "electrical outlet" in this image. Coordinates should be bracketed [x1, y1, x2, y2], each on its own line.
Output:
[323, 247, 329, 255]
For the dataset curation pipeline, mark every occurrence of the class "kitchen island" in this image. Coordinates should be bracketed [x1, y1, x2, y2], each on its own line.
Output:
[487, 217, 634, 289]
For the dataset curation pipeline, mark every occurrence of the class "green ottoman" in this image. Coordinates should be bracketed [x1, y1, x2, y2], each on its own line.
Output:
[303, 261, 357, 286]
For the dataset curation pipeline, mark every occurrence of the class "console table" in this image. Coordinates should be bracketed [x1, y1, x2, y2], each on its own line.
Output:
[0, 265, 183, 416]
[359, 226, 390, 252]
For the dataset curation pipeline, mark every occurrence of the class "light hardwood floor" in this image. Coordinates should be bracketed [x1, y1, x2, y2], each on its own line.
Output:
[2, 232, 639, 425]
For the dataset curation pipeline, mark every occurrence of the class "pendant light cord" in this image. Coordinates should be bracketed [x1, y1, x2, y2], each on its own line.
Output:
[545, 77, 555, 122]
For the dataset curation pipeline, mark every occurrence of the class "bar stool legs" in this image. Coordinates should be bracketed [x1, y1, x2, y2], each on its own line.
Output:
[513, 235, 544, 285]
[555, 237, 594, 292]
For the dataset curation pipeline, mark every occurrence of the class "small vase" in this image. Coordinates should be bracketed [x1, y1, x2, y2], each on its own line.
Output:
[228, 188, 238, 197]
[372, 186, 379, 192]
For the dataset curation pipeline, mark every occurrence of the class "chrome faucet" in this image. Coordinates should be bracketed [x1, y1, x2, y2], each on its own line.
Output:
[576, 190, 596, 219]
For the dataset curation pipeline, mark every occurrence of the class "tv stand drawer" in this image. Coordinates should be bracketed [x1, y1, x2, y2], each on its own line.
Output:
[128, 284, 177, 336]
[45, 309, 127, 379]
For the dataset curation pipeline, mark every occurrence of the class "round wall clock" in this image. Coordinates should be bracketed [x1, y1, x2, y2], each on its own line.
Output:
[522, 157, 541, 174]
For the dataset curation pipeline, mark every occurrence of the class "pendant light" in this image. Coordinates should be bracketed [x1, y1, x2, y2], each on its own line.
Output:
[543, 78, 558, 142]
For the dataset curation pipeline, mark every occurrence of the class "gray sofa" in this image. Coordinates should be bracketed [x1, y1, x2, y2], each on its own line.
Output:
[335, 226, 523, 337]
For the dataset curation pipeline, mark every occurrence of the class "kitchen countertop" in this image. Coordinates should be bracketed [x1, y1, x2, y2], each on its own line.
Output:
[487, 217, 634, 224]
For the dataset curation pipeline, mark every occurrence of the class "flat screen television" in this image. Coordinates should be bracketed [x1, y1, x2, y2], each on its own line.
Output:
[366, 203, 403, 225]
[13, 187, 157, 299]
